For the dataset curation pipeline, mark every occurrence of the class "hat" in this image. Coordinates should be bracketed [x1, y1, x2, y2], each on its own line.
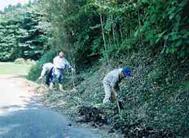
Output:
[122, 67, 131, 77]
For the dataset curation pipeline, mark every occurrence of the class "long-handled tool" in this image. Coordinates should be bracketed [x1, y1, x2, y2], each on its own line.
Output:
[112, 89, 121, 114]
[71, 69, 77, 92]
[69, 49, 77, 92]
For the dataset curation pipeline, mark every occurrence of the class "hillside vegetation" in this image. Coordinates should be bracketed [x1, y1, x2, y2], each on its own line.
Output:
[1, 0, 188, 137]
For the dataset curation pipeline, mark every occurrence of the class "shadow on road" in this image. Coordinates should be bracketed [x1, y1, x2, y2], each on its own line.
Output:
[0, 76, 101, 138]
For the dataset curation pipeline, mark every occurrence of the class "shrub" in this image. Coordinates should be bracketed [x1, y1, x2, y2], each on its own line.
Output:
[14, 58, 26, 64]
[27, 50, 57, 81]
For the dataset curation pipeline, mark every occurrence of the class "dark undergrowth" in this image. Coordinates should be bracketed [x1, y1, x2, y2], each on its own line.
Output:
[41, 47, 189, 138]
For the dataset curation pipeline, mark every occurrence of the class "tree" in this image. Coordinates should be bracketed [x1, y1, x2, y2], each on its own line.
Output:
[0, 2, 51, 61]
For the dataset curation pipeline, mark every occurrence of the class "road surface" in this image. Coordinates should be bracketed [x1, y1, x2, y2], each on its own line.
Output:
[0, 75, 101, 138]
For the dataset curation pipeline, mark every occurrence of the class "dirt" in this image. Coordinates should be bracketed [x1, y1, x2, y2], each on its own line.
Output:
[74, 106, 175, 138]
[77, 106, 108, 126]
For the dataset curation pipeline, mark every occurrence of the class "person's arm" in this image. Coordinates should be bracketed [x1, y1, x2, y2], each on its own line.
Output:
[53, 57, 56, 64]
[65, 59, 74, 71]
[53, 57, 57, 68]
[39, 65, 46, 79]
[110, 77, 117, 96]
[110, 77, 118, 89]
[111, 87, 117, 100]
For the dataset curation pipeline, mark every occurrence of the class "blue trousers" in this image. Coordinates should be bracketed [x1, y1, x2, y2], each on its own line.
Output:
[45, 67, 54, 86]
[52, 68, 64, 84]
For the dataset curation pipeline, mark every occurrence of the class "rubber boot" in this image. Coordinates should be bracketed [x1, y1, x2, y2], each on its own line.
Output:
[59, 84, 65, 92]
[49, 82, 54, 90]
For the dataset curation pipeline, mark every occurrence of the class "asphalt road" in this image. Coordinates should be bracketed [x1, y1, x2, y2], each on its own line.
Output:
[0, 75, 101, 138]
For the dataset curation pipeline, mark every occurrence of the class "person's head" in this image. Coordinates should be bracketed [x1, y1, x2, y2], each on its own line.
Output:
[58, 51, 64, 58]
[122, 67, 132, 78]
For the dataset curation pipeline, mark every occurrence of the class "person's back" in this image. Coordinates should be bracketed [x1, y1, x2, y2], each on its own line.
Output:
[102, 67, 131, 104]
[39, 62, 54, 86]
[103, 68, 123, 87]
[42, 63, 54, 75]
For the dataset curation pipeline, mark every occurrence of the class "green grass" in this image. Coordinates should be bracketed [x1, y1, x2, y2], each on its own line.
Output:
[0, 62, 32, 75]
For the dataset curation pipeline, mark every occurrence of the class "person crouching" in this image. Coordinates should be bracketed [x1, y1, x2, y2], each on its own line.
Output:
[102, 67, 132, 104]
[38, 62, 54, 86]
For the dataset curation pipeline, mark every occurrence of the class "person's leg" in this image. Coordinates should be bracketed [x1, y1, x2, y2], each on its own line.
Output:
[45, 73, 50, 86]
[47, 68, 54, 86]
[50, 68, 57, 89]
[58, 69, 64, 91]
[103, 83, 112, 104]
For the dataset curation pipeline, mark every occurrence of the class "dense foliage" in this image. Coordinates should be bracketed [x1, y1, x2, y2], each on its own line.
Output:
[0, 3, 50, 61]
[40, 0, 189, 67]
[27, 0, 189, 137]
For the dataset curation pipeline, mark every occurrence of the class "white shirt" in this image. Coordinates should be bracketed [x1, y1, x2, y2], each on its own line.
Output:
[103, 68, 123, 87]
[40, 63, 54, 77]
[53, 56, 72, 69]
